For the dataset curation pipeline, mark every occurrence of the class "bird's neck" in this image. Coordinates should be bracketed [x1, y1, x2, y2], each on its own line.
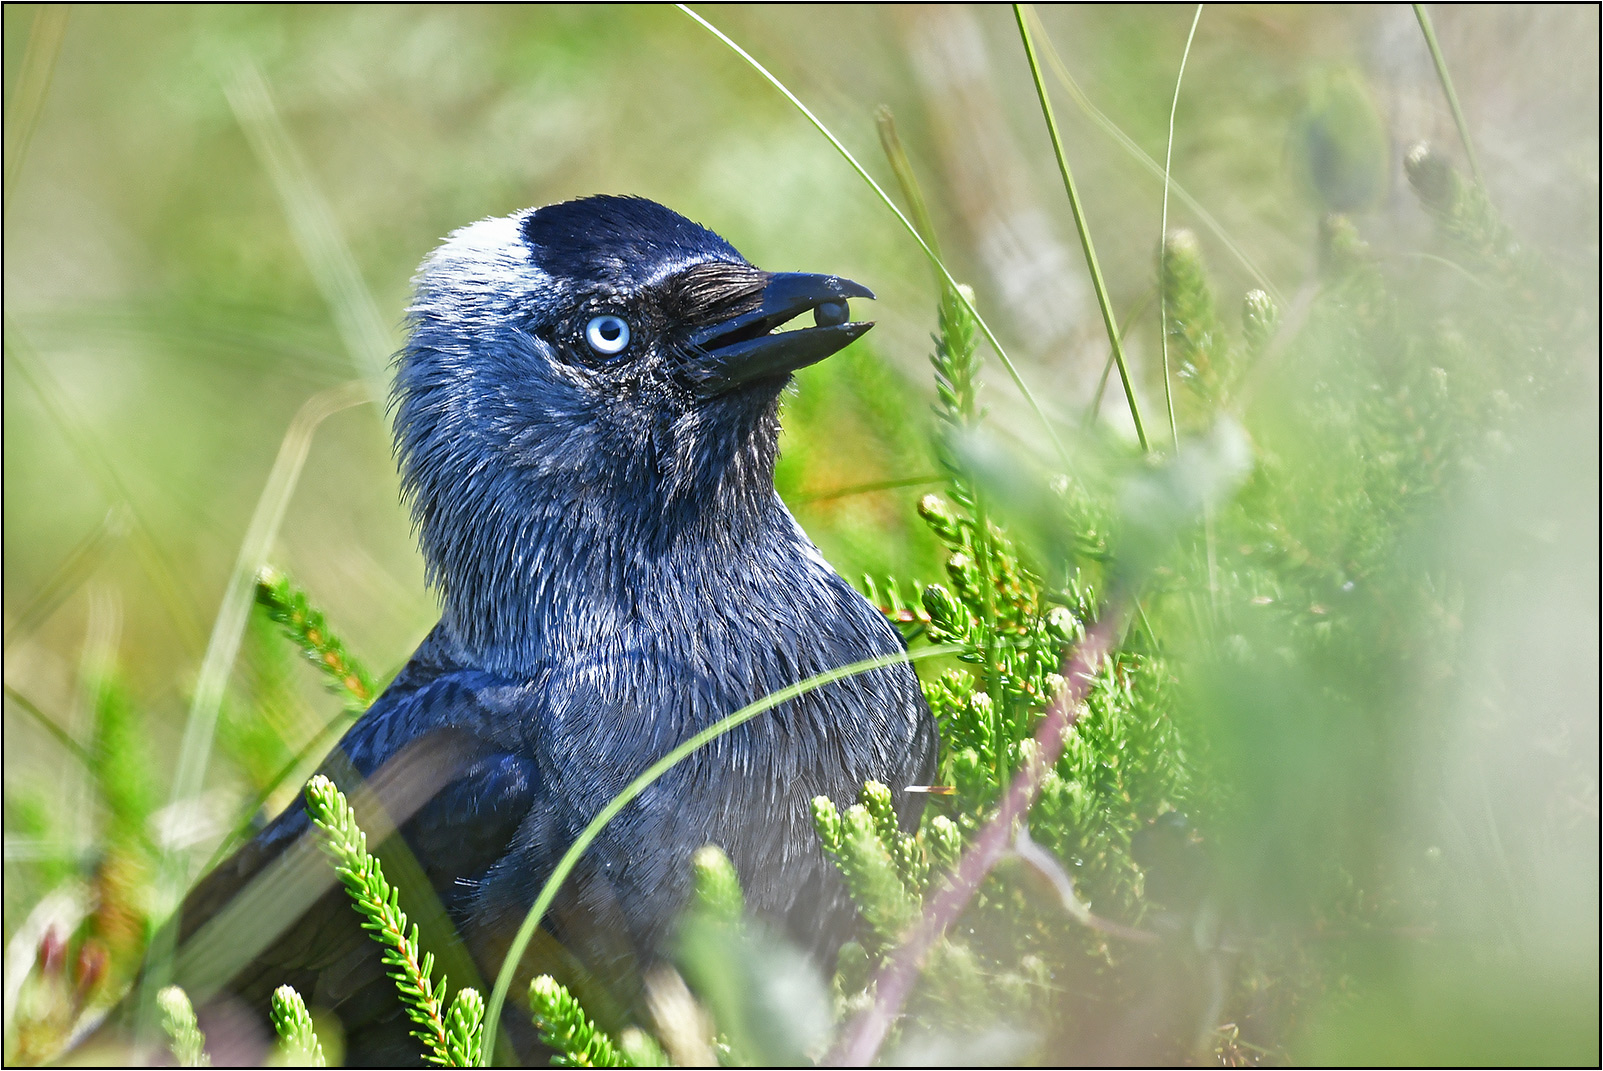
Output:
[417, 424, 806, 675]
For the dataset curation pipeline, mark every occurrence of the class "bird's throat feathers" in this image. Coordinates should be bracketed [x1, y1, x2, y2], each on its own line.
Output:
[400, 387, 800, 670]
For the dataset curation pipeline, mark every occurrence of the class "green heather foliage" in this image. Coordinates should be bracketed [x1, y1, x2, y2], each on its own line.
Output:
[270, 984, 327, 1068]
[256, 567, 378, 713]
[157, 985, 210, 1068]
[822, 224, 1193, 1053]
[811, 791, 922, 952]
[528, 975, 630, 1069]
[303, 775, 484, 1067]
[812, 133, 1591, 1063]
[688, 844, 744, 924]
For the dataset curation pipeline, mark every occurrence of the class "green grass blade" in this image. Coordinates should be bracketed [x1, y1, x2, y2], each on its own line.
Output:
[4, 326, 205, 655]
[3, 506, 127, 656]
[1030, 21, 1282, 305]
[2, 5, 68, 220]
[676, 4, 1069, 466]
[1084, 289, 1155, 427]
[1412, 4, 1485, 190]
[793, 474, 943, 505]
[1159, 5, 1205, 453]
[224, 62, 395, 397]
[477, 643, 962, 1066]
[4, 684, 94, 769]
[1014, 4, 1148, 452]
[161, 383, 368, 914]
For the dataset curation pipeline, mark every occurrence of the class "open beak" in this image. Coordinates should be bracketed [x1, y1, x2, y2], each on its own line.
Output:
[683, 272, 874, 395]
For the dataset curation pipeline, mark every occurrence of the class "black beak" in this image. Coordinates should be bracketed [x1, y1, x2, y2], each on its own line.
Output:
[683, 272, 874, 395]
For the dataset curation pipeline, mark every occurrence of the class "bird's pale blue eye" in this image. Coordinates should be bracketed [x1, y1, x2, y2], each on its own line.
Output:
[585, 315, 631, 355]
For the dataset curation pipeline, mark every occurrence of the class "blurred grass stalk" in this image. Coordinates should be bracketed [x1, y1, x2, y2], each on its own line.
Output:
[144, 381, 366, 1024]
[1158, 6, 1205, 453]
[2, 5, 68, 220]
[152, 54, 393, 991]
[1411, 3, 1485, 189]
[223, 63, 394, 396]
[1014, 3, 1148, 451]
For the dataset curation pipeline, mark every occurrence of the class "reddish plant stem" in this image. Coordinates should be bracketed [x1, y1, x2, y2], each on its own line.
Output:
[826, 603, 1126, 1067]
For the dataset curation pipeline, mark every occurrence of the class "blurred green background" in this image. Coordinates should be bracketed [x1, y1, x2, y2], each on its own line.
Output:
[4, 4, 1597, 1064]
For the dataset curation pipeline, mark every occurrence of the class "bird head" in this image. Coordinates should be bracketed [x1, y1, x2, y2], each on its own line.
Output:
[393, 196, 874, 656]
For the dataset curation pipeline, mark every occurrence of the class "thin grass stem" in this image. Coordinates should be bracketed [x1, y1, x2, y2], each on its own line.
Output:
[1029, 21, 1282, 305]
[162, 381, 368, 903]
[794, 474, 943, 505]
[478, 643, 963, 1066]
[1014, 5, 1148, 452]
[677, 4, 1069, 466]
[1412, 4, 1485, 189]
[1159, 6, 1205, 454]
[1085, 289, 1155, 428]
[2, 5, 68, 220]
[4, 684, 94, 769]
[225, 63, 394, 398]
[3, 506, 127, 656]
[4, 326, 205, 656]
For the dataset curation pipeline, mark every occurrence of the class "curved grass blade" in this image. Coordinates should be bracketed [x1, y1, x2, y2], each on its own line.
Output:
[4, 684, 94, 769]
[3, 4, 68, 220]
[477, 643, 963, 1066]
[4, 326, 204, 656]
[676, 4, 1069, 466]
[225, 62, 394, 397]
[1159, 6, 1205, 453]
[794, 474, 944, 506]
[1028, 14, 1282, 305]
[140, 383, 368, 1031]
[162, 382, 368, 902]
[1014, 4, 1148, 452]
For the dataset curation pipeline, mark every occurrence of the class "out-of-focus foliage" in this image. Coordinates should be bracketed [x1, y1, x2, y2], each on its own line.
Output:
[156, 984, 209, 1067]
[4, 4, 1596, 1066]
[270, 983, 328, 1068]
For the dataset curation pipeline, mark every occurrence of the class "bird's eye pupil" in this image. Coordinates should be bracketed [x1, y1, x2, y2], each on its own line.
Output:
[585, 315, 631, 356]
